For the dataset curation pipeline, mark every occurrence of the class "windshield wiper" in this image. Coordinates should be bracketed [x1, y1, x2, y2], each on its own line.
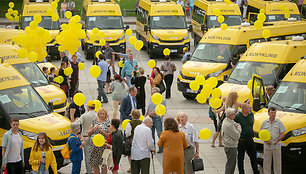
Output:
[10, 112, 35, 118]
[204, 59, 218, 63]
[229, 78, 242, 84]
[284, 106, 306, 113]
[191, 56, 202, 61]
[269, 101, 285, 111]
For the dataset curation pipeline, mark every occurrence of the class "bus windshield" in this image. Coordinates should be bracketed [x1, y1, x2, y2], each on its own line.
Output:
[0, 85, 49, 119]
[268, 81, 306, 114]
[86, 16, 123, 30]
[150, 16, 186, 29]
[191, 43, 233, 63]
[228, 61, 281, 85]
[207, 15, 242, 29]
[12, 63, 49, 87]
[266, 14, 301, 22]
[22, 16, 59, 30]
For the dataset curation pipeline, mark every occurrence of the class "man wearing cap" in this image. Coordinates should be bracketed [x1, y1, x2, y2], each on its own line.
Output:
[181, 47, 192, 64]
[266, 85, 275, 101]
[76, 101, 97, 174]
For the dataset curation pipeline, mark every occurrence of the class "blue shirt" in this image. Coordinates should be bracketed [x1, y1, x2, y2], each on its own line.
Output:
[147, 98, 166, 117]
[117, 53, 129, 62]
[121, 59, 139, 77]
[68, 133, 83, 162]
[97, 60, 109, 82]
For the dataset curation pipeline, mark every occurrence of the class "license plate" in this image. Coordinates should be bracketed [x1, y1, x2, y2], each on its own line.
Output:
[186, 89, 198, 93]
[170, 49, 177, 53]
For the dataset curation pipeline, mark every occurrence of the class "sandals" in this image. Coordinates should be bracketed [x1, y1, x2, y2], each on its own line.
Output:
[211, 144, 215, 147]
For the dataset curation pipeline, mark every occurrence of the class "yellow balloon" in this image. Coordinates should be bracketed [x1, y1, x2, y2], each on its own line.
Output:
[99, 39, 106, 46]
[30, 21, 38, 30]
[155, 104, 166, 116]
[89, 34, 96, 42]
[213, 9, 221, 16]
[199, 128, 211, 140]
[129, 36, 136, 45]
[220, 23, 228, 31]
[152, 93, 163, 105]
[12, 10, 18, 17]
[257, 13, 266, 22]
[195, 75, 205, 85]
[260, 9, 265, 13]
[57, 76, 64, 84]
[65, 11, 72, 19]
[209, 97, 222, 109]
[200, 86, 212, 98]
[189, 81, 200, 91]
[98, 31, 105, 38]
[58, 46, 65, 52]
[139, 115, 144, 121]
[78, 63, 85, 70]
[118, 61, 124, 68]
[254, 20, 263, 30]
[28, 51, 38, 62]
[217, 15, 225, 23]
[122, 119, 130, 131]
[7, 8, 13, 14]
[8, 2, 14, 8]
[73, 93, 86, 106]
[14, 16, 20, 22]
[52, 14, 59, 21]
[284, 13, 290, 19]
[47, 8, 53, 16]
[134, 40, 143, 51]
[163, 48, 170, 56]
[92, 28, 99, 36]
[93, 100, 102, 112]
[53, 77, 60, 83]
[61, 23, 68, 30]
[17, 48, 28, 59]
[34, 14, 42, 23]
[5, 13, 10, 19]
[126, 29, 132, 36]
[148, 60, 156, 69]
[207, 77, 218, 88]
[259, 129, 271, 142]
[64, 67, 73, 76]
[196, 93, 207, 104]
[225, 0, 231, 5]
[92, 134, 105, 147]
[89, 65, 101, 78]
[284, 7, 289, 13]
[211, 88, 221, 98]
[96, 51, 102, 59]
[7, 16, 13, 22]
[51, 2, 58, 9]
[55, 0, 60, 2]
[262, 29, 271, 39]
[247, 80, 258, 90]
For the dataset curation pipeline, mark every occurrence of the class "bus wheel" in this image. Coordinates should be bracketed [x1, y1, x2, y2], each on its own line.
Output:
[182, 92, 196, 100]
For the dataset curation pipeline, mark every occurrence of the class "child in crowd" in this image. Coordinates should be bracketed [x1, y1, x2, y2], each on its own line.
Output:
[48, 67, 56, 83]
[106, 59, 114, 94]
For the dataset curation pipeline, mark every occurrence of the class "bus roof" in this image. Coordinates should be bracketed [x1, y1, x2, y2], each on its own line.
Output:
[200, 21, 306, 45]
[0, 29, 24, 44]
[139, 0, 185, 16]
[85, 1, 122, 16]
[0, 64, 30, 90]
[22, 3, 57, 16]
[248, 0, 300, 15]
[194, 0, 241, 15]
[0, 44, 31, 64]
[240, 40, 306, 64]
[283, 59, 306, 83]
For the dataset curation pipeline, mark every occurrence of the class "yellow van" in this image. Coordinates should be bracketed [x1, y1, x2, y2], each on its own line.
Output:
[136, 0, 190, 58]
[247, 0, 301, 22]
[0, 63, 71, 171]
[21, 0, 60, 59]
[177, 20, 306, 99]
[219, 37, 306, 103]
[249, 58, 306, 165]
[302, 0, 306, 20]
[0, 44, 68, 114]
[81, 0, 127, 59]
[0, 28, 24, 44]
[191, 0, 242, 45]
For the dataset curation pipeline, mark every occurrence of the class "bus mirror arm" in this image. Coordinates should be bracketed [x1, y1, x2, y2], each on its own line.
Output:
[48, 102, 53, 112]
[188, 25, 193, 32]
[201, 24, 207, 32]
[124, 25, 129, 31]
[144, 25, 149, 32]
[223, 74, 228, 81]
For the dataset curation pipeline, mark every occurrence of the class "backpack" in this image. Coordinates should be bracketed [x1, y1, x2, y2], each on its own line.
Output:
[61, 135, 75, 159]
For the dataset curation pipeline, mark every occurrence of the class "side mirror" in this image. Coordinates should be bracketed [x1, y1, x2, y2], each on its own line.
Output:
[188, 24, 193, 32]
[144, 25, 148, 32]
[125, 25, 130, 30]
[223, 74, 228, 81]
[253, 98, 261, 112]
[48, 102, 53, 112]
[187, 54, 191, 61]
[201, 24, 207, 32]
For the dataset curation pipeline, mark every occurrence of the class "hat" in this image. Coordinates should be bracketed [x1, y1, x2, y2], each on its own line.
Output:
[87, 100, 95, 107]
[183, 47, 188, 52]
[266, 85, 275, 91]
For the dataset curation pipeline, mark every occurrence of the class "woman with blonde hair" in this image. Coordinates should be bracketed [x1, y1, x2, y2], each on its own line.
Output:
[29, 132, 57, 174]
[88, 107, 111, 174]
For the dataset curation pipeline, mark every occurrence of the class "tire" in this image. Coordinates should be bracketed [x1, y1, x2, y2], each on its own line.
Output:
[182, 92, 197, 100]
[147, 43, 154, 59]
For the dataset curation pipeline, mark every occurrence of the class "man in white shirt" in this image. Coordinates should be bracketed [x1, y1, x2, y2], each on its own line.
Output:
[131, 117, 155, 174]
[76, 101, 97, 174]
[178, 112, 199, 174]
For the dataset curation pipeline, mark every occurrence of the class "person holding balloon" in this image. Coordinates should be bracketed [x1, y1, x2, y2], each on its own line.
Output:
[69, 91, 86, 122]
[147, 67, 165, 94]
[88, 107, 111, 174]
[259, 107, 285, 174]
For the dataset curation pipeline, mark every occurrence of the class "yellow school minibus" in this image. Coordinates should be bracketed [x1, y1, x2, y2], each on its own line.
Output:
[0, 44, 68, 114]
[250, 58, 306, 165]
[81, 0, 127, 59]
[191, 0, 242, 45]
[0, 28, 24, 44]
[177, 20, 306, 99]
[0, 63, 71, 171]
[219, 37, 306, 103]
[21, 0, 60, 59]
[247, 0, 301, 22]
[136, 0, 190, 58]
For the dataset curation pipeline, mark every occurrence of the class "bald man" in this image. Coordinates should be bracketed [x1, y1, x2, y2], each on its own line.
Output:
[234, 104, 259, 174]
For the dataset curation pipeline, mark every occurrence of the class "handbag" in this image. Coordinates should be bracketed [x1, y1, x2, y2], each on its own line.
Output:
[192, 158, 204, 171]
[157, 80, 166, 94]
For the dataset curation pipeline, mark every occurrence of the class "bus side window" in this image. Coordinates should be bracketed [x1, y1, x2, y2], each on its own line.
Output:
[279, 63, 295, 81]
[0, 109, 9, 130]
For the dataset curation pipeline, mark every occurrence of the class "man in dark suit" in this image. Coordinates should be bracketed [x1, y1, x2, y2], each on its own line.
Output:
[119, 86, 138, 121]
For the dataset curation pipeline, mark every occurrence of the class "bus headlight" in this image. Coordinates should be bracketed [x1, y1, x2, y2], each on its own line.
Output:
[207, 69, 224, 78]
[118, 35, 125, 40]
[20, 130, 38, 140]
[292, 127, 306, 137]
[183, 35, 189, 40]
